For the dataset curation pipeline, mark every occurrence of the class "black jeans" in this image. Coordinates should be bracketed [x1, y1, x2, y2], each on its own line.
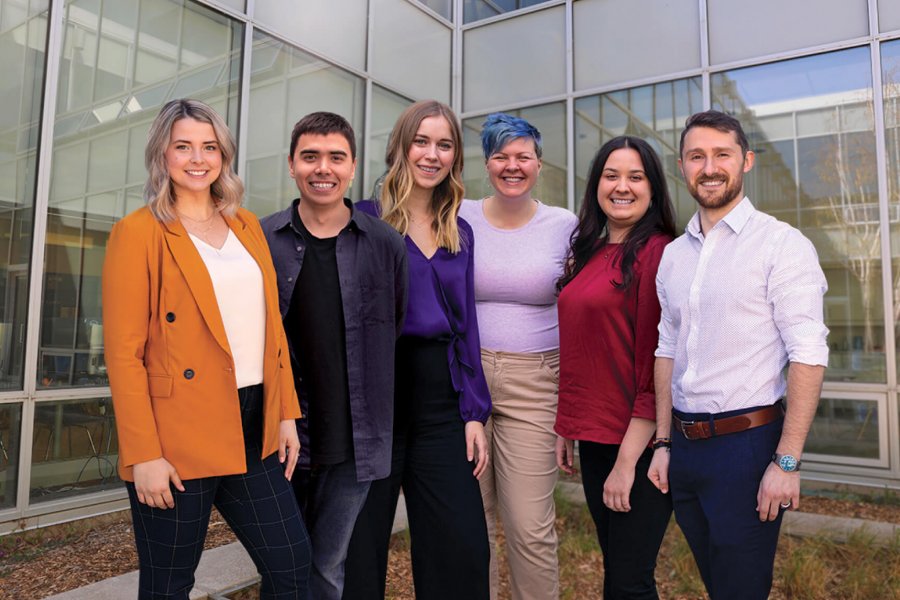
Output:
[580, 441, 672, 600]
[343, 337, 490, 600]
[126, 385, 311, 599]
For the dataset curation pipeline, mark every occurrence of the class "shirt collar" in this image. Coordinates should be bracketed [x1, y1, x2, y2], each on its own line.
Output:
[277, 197, 367, 234]
[685, 196, 754, 240]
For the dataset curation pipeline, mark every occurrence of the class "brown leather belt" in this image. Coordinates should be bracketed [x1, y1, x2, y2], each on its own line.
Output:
[674, 402, 784, 440]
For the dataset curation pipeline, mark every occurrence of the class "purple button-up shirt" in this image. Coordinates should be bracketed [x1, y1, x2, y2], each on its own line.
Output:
[357, 200, 491, 423]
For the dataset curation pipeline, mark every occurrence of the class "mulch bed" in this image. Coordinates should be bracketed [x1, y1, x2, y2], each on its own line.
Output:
[1, 492, 898, 599]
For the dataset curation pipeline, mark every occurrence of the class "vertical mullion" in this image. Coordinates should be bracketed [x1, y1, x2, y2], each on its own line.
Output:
[699, 0, 711, 110]
[20, 0, 68, 515]
[565, 0, 574, 212]
[870, 36, 899, 473]
[236, 12, 253, 181]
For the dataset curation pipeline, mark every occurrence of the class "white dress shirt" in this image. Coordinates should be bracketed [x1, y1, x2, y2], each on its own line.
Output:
[655, 197, 829, 414]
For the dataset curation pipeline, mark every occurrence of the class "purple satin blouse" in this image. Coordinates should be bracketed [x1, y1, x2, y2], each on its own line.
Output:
[357, 200, 491, 423]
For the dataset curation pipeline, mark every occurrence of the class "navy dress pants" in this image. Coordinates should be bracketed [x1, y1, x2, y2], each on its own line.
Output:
[126, 385, 311, 600]
[580, 442, 672, 599]
[669, 404, 785, 600]
[342, 337, 490, 600]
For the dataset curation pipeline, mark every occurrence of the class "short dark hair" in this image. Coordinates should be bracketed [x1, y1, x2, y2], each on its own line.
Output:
[679, 110, 750, 158]
[288, 111, 356, 159]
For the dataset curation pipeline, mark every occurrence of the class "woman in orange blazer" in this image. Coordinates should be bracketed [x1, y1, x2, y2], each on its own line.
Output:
[102, 99, 311, 599]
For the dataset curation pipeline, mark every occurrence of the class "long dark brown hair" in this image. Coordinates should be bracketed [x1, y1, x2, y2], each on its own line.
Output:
[558, 136, 677, 291]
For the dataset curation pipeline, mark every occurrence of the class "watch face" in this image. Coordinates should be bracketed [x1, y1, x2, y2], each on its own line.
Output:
[778, 455, 799, 472]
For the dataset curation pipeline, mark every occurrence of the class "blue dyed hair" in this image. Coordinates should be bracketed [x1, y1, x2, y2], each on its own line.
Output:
[480, 112, 543, 160]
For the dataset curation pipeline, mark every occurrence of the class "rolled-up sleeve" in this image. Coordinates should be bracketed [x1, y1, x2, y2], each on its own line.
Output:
[655, 250, 677, 360]
[769, 229, 829, 367]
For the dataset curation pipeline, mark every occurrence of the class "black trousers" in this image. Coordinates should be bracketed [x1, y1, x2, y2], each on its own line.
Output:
[580, 441, 673, 600]
[126, 384, 311, 599]
[343, 338, 490, 600]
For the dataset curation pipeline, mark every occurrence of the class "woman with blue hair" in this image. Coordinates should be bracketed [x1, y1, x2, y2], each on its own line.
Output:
[459, 113, 576, 600]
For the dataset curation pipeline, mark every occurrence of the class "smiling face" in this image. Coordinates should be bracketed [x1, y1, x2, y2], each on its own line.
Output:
[679, 125, 754, 212]
[164, 117, 223, 200]
[288, 132, 357, 209]
[596, 147, 652, 243]
[406, 115, 456, 194]
[486, 136, 541, 201]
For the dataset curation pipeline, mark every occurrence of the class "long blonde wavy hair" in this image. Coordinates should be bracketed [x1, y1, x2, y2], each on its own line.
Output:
[379, 100, 465, 253]
[144, 99, 243, 221]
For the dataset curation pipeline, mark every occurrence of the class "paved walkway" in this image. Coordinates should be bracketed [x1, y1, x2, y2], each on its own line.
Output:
[46, 483, 900, 600]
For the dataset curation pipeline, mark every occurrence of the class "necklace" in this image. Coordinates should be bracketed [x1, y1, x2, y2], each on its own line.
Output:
[178, 210, 222, 250]
[177, 208, 216, 227]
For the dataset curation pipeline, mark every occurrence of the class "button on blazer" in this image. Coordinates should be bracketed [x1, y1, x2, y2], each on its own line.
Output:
[102, 206, 301, 482]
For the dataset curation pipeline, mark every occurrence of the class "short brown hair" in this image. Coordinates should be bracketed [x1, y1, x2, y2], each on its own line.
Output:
[288, 112, 357, 159]
[679, 110, 750, 157]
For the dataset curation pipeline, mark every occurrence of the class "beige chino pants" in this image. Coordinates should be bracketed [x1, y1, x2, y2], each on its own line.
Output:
[479, 348, 560, 600]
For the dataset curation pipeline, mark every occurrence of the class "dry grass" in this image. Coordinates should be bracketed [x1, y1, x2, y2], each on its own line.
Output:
[7, 488, 900, 599]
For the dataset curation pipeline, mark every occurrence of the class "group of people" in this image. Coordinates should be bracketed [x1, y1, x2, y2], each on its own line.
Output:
[102, 96, 828, 600]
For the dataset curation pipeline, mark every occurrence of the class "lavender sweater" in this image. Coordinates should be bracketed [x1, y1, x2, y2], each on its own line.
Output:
[459, 199, 577, 353]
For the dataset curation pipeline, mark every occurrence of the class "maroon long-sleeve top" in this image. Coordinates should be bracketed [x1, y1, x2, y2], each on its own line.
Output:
[555, 233, 672, 444]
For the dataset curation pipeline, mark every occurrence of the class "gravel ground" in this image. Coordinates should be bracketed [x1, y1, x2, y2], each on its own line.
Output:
[1, 493, 898, 599]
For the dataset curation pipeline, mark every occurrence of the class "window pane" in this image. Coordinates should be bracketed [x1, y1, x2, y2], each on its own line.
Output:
[712, 47, 884, 384]
[366, 85, 413, 200]
[0, 403, 22, 509]
[707, 0, 868, 65]
[42, 0, 242, 389]
[806, 397, 879, 459]
[881, 0, 900, 32]
[244, 31, 365, 217]
[463, 6, 564, 112]
[573, 77, 703, 221]
[253, 0, 366, 71]
[371, 0, 451, 103]
[415, 0, 452, 21]
[463, 102, 567, 209]
[30, 398, 119, 502]
[881, 40, 900, 383]
[0, 2, 48, 391]
[463, 0, 551, 24]
[574, 0, 700, 90]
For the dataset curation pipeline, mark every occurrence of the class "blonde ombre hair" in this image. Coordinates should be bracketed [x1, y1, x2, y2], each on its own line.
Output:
[144, 99, 243, 221]
[379, 100, 465, 254]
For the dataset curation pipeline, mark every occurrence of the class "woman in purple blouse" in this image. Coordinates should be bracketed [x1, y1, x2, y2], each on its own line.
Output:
[343, 99, 491, 600]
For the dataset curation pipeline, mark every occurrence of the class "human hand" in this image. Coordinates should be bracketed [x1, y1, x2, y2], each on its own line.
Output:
[556, 436, 577, 475]
[278, 419, 301, 481]
[647, 448, 670, 494]
[465, 421, 489, 479]
[603, 462, 635, 512]
[133, 457, 184, 509]
[756, 461, 800, 521]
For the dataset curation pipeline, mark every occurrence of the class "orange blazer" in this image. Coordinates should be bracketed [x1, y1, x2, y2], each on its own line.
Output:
[102, 206, 300, 482]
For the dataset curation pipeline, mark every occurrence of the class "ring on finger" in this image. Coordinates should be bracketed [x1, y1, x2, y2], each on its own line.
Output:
[779, 501, 792, 509]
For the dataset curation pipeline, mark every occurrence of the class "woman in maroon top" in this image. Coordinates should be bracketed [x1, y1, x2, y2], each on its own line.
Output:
[555, 136, 676, 599]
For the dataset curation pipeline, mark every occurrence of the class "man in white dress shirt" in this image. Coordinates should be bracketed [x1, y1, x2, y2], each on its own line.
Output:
[647, 110, 829, 599]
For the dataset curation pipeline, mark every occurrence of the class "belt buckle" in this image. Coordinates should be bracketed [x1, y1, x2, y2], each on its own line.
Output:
[679, 420, 697, 440]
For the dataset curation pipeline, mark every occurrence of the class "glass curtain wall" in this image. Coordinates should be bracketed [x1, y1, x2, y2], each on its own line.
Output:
[711, 48, 882, 460]
[244, 30, 365, 217]
[0, 0, 47, 509]
[573, 78, 703, 219]
[32, 0, 242, 503]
